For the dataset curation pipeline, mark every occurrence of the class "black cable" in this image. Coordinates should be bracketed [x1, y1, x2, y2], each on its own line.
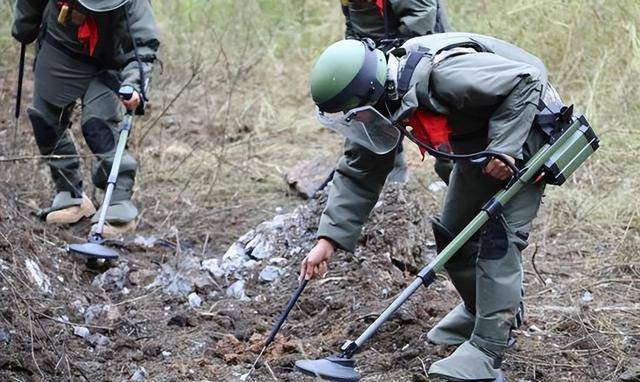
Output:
[394, 122, 521, 176]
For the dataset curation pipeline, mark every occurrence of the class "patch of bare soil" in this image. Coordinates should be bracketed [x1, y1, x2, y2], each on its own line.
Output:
[1, 171, 638, 382]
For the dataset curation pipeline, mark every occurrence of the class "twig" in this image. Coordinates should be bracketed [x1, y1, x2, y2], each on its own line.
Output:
[264, 361, 278, 382]
[28, 309, 46, 380]
[530, 243, 546, 286]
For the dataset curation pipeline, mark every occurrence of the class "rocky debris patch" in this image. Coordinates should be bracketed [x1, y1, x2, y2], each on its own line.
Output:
[149, 255, 215, 296]
[285, 156, 337, 199]
[92, 262, 130, 292]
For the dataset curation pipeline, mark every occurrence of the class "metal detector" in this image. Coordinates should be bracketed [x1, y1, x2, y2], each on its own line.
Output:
[68, 86, 137, 260]
[295, 113, 599, 381]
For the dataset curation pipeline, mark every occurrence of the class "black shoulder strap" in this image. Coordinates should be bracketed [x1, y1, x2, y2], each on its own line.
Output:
[397, 47, 430, 95]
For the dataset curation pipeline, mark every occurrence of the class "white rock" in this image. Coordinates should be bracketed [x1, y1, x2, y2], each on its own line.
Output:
[227, 280, 250, 301]
[25, 259, 52, 295]
[259, 266, 284, 282]
[73, 326, 90, 338]
[188, 292, 202, 308]
[201, 258, 225, 278]
[581, 291, 594, 302]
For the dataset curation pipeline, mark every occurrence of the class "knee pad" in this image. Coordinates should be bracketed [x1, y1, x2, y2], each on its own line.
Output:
[82, 118, 115, 154]
[28, 108, 58, 152]
[479, 217, 509, 260]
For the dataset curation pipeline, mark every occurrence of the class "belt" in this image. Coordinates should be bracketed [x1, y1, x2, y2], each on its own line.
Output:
[44, 32, 99, 66]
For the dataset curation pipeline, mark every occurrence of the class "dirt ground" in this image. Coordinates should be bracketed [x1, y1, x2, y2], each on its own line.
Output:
[1, 41, 639, 382]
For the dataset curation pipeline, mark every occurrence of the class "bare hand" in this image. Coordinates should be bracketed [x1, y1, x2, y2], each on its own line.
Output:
[121, 90, 141, 111]
[483, 155, 515, 180]
[299, 238, 335, 281]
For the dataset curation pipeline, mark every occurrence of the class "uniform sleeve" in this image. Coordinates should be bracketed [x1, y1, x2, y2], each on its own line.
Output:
[341, 0, 356, 39]
[316, 139, 396, 252]
[12, 0, 47, 44]
[119, 0, 160, 96]
[390, 0, 438, 37]
[430, 52, 544, 159]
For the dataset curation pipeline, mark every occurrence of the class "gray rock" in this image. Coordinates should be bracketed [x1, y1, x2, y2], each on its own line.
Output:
[0, 328, 10, 343]
[201, 258, 224, 278]
[188, 292, 202, 308]
[84, 304, 121, 327]
[130, 366, 148, 381]
[25, 259, 52, 295]
[133, 235, 157, 248]
[246, 235, 274, 260]
[73, 326, 90, 338]
[128, 269, 157, 286]
[92, 263, 129, 292]
[259, 265, 284, 282]
[149, 256, 215, 296]
[87, 333, 110, 347]
[227, 280, 250, 301]
[285, 156, 336, 199]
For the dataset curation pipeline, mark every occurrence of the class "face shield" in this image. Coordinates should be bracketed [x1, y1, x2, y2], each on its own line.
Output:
[316, 106, 401, 155]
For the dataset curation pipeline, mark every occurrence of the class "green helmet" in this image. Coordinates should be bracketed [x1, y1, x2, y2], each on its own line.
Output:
[310, 39, 387, 113]
[77, 0, 130, 12]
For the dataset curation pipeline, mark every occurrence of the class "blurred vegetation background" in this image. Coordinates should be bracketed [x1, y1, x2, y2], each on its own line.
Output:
[0, 0, 638, 250]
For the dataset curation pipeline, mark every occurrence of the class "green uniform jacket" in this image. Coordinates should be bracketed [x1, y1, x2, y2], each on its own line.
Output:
[342, 0, 453, 43]
[12, 0, 159, 100]
[317, 32, 547, 251]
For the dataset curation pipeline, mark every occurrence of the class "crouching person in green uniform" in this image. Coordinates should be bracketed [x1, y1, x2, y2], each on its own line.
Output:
[340, 0, 454, 183]
[300, 33, 551, 381]
[12, 0, 159, 236]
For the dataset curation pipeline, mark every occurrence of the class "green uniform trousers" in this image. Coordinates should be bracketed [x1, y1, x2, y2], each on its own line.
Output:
[440, 161, 542, 363]
[28, 44, 137, 202]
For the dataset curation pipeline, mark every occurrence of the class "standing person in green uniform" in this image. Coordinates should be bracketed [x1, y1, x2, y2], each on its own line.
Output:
[339, 0, 454, 183]
[300, 33, 553, 381]
[11, 0, 159, 236]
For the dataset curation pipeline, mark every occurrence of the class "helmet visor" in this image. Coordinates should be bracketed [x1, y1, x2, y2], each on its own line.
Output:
[317, 106, 401, 155]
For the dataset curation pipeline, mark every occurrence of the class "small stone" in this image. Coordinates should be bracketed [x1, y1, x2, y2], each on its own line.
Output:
[131, 349, 144, 362]
[0, 328, 10, 343]
[285, 156, 336, 199]
[84, 304, 121, 327]
[201, 258, 224, 278]
[130, 366, 148, 381]
[226, 280, 250, 301]
[128, 269, 157, 286]
[25, 259, 52, 295]
[91, 263, 129, 292]
[259, 266, 284, 283]
[581, 290, 594, 302]
[162, 351, 172, 358]
[87, 333, 110, 347]
[188, 292, 202, 308]
[73, 326, 90, 338]
[133, 235, 157, 248]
